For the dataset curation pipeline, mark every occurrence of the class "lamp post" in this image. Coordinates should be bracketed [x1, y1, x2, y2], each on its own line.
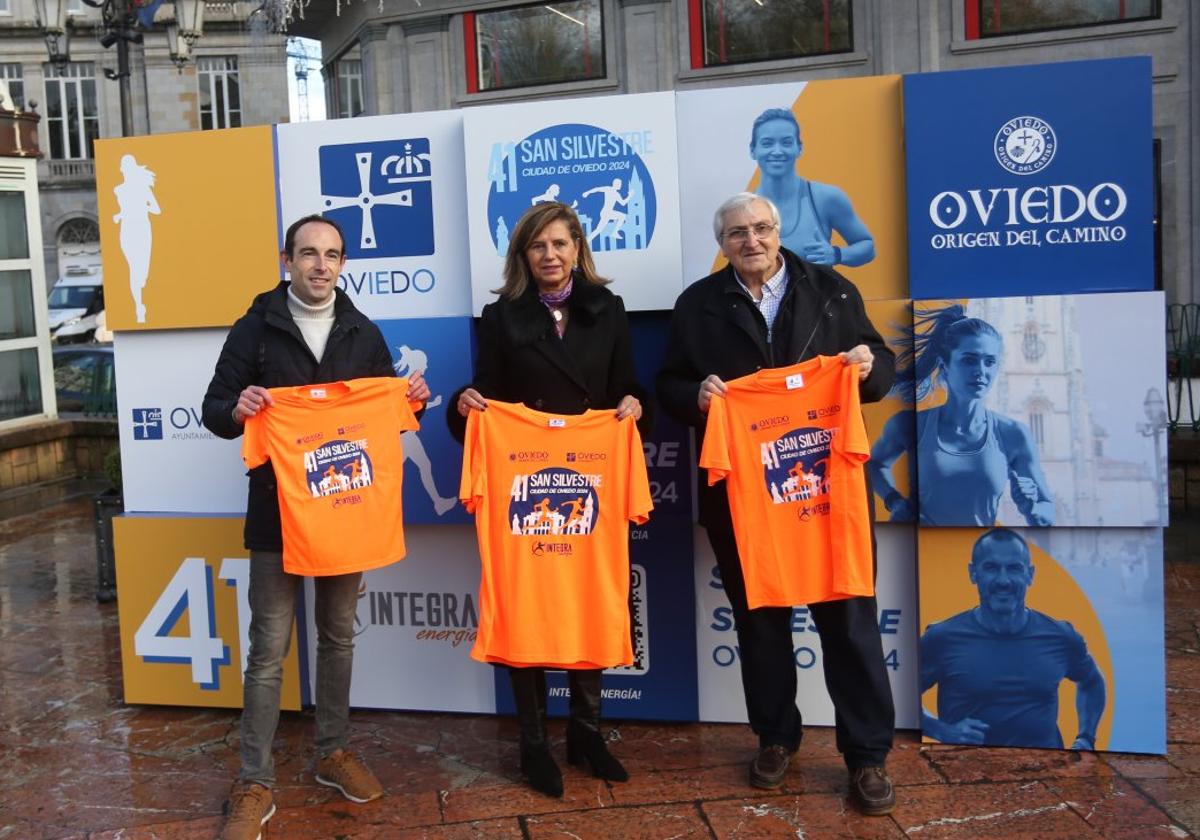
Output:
[1137, 387, 1169, 523]
[34, 0, 207, 137]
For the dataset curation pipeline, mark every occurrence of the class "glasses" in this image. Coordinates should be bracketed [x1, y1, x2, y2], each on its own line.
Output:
[722, 222, 778, 244]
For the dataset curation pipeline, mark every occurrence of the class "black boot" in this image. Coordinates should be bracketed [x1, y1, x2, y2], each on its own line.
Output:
[509, 667, 563, 797]
[565, 669, 629, 782]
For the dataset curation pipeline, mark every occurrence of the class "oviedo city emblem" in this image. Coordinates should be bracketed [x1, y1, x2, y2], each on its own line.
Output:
[486, 123, 657, 255]
[993, 116, 1057, 176]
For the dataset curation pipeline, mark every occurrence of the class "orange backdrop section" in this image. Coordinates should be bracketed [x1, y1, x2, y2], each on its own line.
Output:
[96, 126, 281, 331]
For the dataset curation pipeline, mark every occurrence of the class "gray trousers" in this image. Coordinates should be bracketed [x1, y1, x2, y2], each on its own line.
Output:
[239, 550, 362, 786]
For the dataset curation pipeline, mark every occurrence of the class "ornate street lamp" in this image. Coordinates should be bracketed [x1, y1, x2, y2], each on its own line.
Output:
[166, 0, 205, 70]
[32, 0, 71, 74]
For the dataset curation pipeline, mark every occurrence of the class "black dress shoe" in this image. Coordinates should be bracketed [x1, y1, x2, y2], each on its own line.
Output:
[566, 723, 629, 782]
[749, 744, 795, 789]
[849, 765, 895, 815]
[519, 742, 564, 798]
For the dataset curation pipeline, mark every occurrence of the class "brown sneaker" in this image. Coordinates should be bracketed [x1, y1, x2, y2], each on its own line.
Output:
[219, 781, 275, 840]
[749, 744, 795, 789]
[849, 765, 895, 816]
[315, 749, 384, 803]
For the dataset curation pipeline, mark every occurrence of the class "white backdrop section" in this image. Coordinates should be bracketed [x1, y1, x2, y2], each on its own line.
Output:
[694, 522, 918, 729]
[676, 81, 805, 286]
[305, 524, 496, 714]
[275, 111, 471, 320]
[115, 329, 246, 514]
[463, 91, 683, 314]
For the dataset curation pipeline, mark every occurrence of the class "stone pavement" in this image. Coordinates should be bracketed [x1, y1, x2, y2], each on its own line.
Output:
[1, 499, 1198, 839]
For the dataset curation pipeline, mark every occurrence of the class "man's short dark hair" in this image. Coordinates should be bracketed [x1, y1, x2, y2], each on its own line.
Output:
[971, 527, 1031, 566]
[282, 214, 346, 259]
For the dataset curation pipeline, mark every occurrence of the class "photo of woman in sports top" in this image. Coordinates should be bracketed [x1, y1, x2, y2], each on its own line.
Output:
[749, 107, 875, 269]
[867, 304, 1055, 526]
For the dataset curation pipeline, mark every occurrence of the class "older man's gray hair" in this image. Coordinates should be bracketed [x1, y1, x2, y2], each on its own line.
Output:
[712, 193, 782, 243]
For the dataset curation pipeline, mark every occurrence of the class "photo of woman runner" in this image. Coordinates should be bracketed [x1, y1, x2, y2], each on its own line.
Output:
[749, 107, 875, 268]
[868, 303, 1055, 526]
[449, 201, 650, 798]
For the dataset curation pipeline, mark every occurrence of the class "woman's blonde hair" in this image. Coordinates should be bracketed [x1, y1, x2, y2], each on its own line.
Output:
[495, 202, 609, 300]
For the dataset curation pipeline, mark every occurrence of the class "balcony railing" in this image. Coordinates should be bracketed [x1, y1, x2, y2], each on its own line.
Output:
[42, 159, 95, 184]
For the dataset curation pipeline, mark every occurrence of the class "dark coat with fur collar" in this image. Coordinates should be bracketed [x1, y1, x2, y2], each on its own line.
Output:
[448, 278, 651, 442]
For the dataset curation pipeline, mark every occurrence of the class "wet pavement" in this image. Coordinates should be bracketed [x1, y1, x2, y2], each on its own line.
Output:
[2, 499, 1199, 839]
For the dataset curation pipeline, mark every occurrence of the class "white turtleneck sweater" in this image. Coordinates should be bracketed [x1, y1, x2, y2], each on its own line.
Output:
[287, 286, 336, 362]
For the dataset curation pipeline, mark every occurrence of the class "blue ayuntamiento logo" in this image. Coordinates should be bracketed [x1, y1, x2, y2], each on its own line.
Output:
[132, 407, 163, 441]
[486, 123, 656, 256]
[318, 138, 435, 260]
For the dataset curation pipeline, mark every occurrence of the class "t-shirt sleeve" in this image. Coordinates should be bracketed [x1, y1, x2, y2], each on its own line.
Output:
[391, 377, 422, 433]
[918, 623, 942, 692]
[834, 362, 870, 463]
[699, 394, 732, 485]
[1060, 620, 1095, 682]
[241, 411, 269, 469]
[625, 416, 653, 525]
[459, 409, 486, 515]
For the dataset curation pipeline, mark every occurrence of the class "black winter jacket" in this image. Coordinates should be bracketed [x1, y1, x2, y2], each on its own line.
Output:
[202, 281, 396, 551]
[656, 247, 894, 526]
[447, 278, 653, 442]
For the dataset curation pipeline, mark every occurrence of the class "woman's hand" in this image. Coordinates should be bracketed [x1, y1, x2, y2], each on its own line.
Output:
[615, 395, 642, 421]
[457, 387, 488, 417]
[839, 344, 874, 382]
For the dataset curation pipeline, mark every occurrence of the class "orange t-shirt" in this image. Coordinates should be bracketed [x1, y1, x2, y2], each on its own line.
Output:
[700, 356, 874, 608]
[242, 377, 420, 576]
[460, 400, 653, 669]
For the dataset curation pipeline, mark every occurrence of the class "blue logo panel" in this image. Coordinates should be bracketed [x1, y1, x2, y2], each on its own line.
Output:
[904, 57, 1154, 298]
[319, 138, 435, 260]
[486, 123, 657, 255]
[374, 316, 473, 525]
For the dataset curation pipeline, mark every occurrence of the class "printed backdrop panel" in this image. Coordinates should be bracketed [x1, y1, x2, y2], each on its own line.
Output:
[862, 298, 915, 523]
[374, 317, 474, 525]
[904, 57, 1153, 298]
[494, 515, 698, 722]
[115, 329, 246, 514]
[276, 112, 471, 320]
[675, 76, 907, 301]
[906, 291, 1166, 528]
[695, 522, 918, 728]
[96, 126, 280, 331]
[305, 524, 496, 714]
[918, 527, 1164, 754]
[115, 515, 302, 709]
[463, 91, 683, 314]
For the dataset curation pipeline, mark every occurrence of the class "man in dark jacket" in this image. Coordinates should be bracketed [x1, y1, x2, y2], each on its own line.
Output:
[202, 215, 429, 840]
[657, 193, 896, 815]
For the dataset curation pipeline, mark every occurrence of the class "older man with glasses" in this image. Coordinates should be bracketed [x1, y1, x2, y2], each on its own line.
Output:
[656, 192, 897, 815]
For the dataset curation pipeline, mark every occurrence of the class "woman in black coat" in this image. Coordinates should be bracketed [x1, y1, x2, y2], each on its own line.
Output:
[450, 201, 649, 797]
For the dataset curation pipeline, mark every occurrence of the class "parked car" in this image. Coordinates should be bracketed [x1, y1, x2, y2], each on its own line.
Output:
[53, 344, 116, 417]
[48, 268, 105, 342]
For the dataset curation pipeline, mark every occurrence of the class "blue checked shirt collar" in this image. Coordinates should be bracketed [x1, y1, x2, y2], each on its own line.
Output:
[734, 258, 789, 343]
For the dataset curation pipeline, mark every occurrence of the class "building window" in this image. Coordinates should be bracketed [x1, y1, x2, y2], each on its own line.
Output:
[0, 1, 10, 15]
[966, 1, 1161, 39]
[688, 0, 851, 69]
[198, 56, 241, 130]
[334, 58, 363, 119]
[1028, 409, 1045, 447]
[0, 64, 23, 110]
[43, 62, 98, 160]
[1022, 321, 1045, 363]
[464, 0, 604, 93]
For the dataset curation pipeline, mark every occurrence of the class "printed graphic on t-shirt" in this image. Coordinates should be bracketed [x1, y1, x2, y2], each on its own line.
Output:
[304, 438, 372, 500]
[762, 425, 836, 507]
[509, 467, 601, 536]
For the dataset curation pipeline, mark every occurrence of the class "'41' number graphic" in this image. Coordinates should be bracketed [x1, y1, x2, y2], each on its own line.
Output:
[133, 557, 252, 690]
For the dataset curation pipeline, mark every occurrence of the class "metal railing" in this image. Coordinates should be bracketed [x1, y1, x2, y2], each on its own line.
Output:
[1167, 302, 1200, 433]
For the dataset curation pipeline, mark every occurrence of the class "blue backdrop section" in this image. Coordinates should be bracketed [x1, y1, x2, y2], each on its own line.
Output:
[374, 317, 473, 525]
[904, 57, 1153, 298]
[493, 514, 698, 721]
